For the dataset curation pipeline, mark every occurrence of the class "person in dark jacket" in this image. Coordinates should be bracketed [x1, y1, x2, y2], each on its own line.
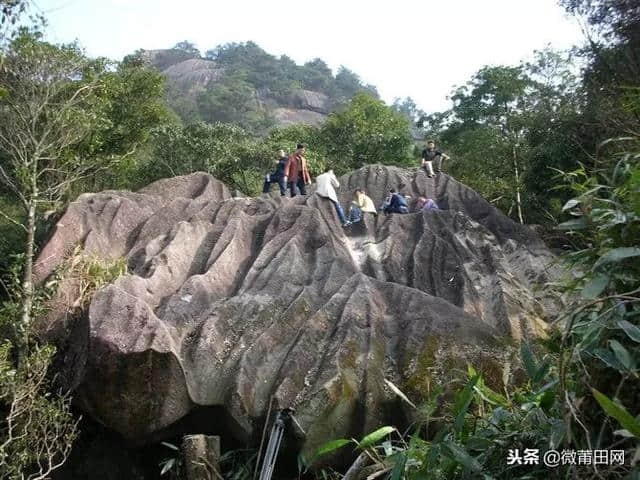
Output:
[421, 140, 449, 177]
[262, 149, 289, 196]
[284, 143, 312, 196]
[382, 189, 410, 214]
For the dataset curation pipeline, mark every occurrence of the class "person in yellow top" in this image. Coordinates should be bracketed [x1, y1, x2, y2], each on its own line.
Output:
[348, 189, 377, 223]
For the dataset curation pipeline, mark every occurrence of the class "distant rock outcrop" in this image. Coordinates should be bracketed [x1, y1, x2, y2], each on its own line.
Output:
[141, 48, 332, 127]
[36, 166, 559, 457]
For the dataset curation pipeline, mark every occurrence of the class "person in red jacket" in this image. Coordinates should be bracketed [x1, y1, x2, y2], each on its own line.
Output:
[284, 143, 312, 196]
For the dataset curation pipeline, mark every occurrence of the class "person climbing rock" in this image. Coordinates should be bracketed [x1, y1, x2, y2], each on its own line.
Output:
[262, 149, 289, 196]
[421, 140, 449, 177]
[382, 189, 410, 214]
[315, 169, 350, 227]
[415, 197, 439, 212]
[284, 143, 311, 197]
[348, 189, 377, 223]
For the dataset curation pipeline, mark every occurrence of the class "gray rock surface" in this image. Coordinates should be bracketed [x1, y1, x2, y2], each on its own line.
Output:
[271, 108, 327, 127]
[36, 166, 558, 454]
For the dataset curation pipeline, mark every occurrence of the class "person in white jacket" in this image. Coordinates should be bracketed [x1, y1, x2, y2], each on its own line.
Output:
[315, 169, 350, 226]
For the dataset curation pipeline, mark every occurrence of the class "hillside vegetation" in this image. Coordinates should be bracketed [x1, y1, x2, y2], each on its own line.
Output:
[137, 40, 380, 131]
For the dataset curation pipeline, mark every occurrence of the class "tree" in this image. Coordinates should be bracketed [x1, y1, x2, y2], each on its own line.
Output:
[302, 58, 333, 93]
[0, 30, 166, 337]
[321, 92, 413, 173]
[438, 66, 536, 223]
[560, 0, 640, 138]
[198, 70, 274, 132]
[0, 340, 78, 479]
[172, 40, 200, 57]
[151, 122, 268, 194]
[0, 0, 28, 36]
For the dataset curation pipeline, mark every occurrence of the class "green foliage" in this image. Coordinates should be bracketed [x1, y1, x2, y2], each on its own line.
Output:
[158, 441, 184, 479]
[321, 93, 413, 173]
[0, 342, 78, 479]
[0, 255, 79, 479]
[219, 448, 257, 480]
[148, 122, 268, 195]
[358, 426, 397, 449]
[424, 49, 582, 225]
[144, 104, 414, 196]
[261, 124, 327, 176]
[0, 28, 170, 208]
[313, 352, 564, 479]
[591, 388, 640, 438]
[60, 247, 127, 311]
[198, 70, 275, 133]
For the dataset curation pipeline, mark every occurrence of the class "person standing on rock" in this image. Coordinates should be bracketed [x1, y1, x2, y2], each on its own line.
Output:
[284, 143, 312, 197]
[262, 149, 289, 196]
[315, 169, 350, 227]
[421, 140, 449, 177]
[348, 189, 377, 223]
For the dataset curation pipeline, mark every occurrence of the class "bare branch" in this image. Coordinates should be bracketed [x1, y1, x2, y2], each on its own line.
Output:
[0, 208, 27, 231]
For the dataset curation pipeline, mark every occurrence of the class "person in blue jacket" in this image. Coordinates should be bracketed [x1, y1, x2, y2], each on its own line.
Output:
[382, 189, 410, 214]
[262, 149, 289, 196]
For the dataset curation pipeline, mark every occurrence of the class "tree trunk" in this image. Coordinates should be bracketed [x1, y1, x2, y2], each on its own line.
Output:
[20, 195, 36, 352]
[512, 145, 524, 224]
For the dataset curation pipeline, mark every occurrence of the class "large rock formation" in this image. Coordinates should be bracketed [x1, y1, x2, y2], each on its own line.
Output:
[36, 166, 559, 456]
[141, 48, 333, 128]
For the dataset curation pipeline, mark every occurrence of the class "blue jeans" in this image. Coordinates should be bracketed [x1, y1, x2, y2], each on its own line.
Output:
[332, 200, 347, 224]
[349, 206, 362, 223]
[263, 174, 286, 196]
[384, 205, 409, 214]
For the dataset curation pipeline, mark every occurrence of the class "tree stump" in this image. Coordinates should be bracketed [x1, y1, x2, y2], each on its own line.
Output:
[182, 435, 221, 480]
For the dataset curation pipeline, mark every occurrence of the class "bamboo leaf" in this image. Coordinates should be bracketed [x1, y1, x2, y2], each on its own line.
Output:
[608, 340, 635, 371]
[313, 439, 352, 459]
[594, 247, 640, 270]
[618, 320, 640, 343]
[593, 348, 625, 371]
[358, 426, 396, 448]
[442, 441, 482, 472]
[454, 375, 480, 434]
[160, 458, 175, 475]
[581, 274, 609, 299]
[390, 452, 407, 480]
[556, 218, 587, 231]
[533, 361, 550, 384]
[562, 198, 581, 211]
[384, 378, 416, 409]
[591, 388, 640, 437]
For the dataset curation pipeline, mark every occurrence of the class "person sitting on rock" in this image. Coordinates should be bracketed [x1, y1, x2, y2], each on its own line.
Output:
[262, 149, 289, 196]
[348, 189, 377, 223]
[383, 189, 410, 214]
[421, 140, 449, 178]
[284, 143, 312, 197]
[315, 169, 350, 227]
[415, 196, 439, 212]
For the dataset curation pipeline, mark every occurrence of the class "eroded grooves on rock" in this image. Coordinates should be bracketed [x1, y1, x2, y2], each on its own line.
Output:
[36, 166, 559, 453]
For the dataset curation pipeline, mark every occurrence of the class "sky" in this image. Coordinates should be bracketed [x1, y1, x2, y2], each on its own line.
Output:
[34, 0, 585, 113]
